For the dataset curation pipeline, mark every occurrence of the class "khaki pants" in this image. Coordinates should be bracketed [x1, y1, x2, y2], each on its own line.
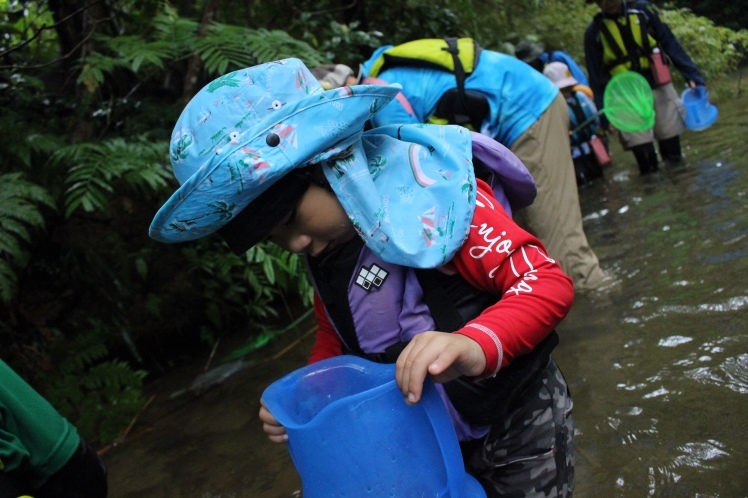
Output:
[510, 93, 606, 291]
[619, 81, 687, 149]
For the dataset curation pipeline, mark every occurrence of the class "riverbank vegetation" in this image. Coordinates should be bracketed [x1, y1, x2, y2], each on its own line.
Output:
[1, 0, 746, 445]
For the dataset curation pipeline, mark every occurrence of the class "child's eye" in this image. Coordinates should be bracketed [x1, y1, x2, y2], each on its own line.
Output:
[283, 207, 298, 227]
[266, 207, 298, 243]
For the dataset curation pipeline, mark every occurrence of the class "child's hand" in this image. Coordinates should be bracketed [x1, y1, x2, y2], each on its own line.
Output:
[259, 399, 288, 443]
[395, 332, 486, 405]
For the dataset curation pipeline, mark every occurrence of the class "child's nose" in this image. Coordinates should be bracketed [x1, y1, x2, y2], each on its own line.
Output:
[286, 233, 313, 254]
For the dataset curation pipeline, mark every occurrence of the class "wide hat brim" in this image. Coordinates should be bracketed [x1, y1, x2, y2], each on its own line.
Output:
[149, 81, 400, 246]
[553, 76, 579, 89]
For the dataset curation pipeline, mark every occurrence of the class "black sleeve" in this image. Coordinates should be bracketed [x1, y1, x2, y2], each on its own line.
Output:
[34, 437, 108, 498]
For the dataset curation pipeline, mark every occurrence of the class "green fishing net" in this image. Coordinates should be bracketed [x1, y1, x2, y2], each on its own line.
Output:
[603, 71, 655, 133]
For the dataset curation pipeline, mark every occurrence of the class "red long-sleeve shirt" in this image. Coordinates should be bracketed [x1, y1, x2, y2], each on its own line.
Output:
[308, 179, 574, 377]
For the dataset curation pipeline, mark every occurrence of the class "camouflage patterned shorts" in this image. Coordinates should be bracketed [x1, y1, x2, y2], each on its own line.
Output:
[463, 357, 575, 497]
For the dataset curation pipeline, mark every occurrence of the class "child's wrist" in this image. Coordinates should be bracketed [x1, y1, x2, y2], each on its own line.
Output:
[454, 326, 501, 377]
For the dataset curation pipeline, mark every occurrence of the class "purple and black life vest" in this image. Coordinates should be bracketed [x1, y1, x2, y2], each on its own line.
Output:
[307, 134, 559, 433]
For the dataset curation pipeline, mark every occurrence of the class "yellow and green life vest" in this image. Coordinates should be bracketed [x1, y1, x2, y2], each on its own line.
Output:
[365, 38, 489, 130]
[596, 10, 658, 76]
[365, 38, 481, 79]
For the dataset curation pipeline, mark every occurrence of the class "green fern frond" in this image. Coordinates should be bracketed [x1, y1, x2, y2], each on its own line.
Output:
[192, 24, 327, 78]
[57, 339, 109, 375]
[152, 5, 199, 47]
[0, 118, 64, 169]
[194, 24, 268, 75]
[0, 261, 18, 304]
[0, 173, 55, 303]
[0, 203, 41, 234]
[25, 133, 67, 161]
[105, 36, 174, 73]
[0, 222, 30, 247]
[42, 327, 147, 444]
[77, 52, 127, 90]
[53, 138, 170, 218]
[0, 231, 20, 254]
[0, 173, 56, 210]
[81, 8, 326, 86]
[245, 28, 328, 67]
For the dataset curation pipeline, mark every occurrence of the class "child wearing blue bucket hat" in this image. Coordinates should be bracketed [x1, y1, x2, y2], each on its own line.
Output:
[150, 58, 576, 497]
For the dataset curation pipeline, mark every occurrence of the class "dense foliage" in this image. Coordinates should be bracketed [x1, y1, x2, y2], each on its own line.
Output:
[1, 0, 745, 444]
[665, 0, 748, 33]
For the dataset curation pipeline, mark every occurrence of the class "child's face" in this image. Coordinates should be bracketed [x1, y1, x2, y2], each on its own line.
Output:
[267, 182, 356, 257]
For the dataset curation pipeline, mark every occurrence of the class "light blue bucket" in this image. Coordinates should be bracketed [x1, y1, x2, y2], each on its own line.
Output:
[681, 85, 718, 131]
[261, 355, 486, 498]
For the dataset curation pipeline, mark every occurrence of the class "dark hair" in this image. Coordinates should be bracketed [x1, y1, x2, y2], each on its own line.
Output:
[217, 165, 334, 254]
[217, 172, 312, 254]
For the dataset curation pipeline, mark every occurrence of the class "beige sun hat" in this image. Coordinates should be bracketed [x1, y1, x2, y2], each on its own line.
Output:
[543, 61, 579, 89]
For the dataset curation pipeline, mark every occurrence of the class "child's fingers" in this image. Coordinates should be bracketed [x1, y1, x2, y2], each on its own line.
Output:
[264, 429, 288, 444]
[258, 402, 278, 424]
[396, 333, 487, 404]
[395, 336, 425, 402]
[259, 401, 288, 443]
[396, 333, 457, 404]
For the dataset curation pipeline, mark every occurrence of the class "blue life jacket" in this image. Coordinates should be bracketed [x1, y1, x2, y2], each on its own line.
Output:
[364, 50, 559, 148]
[566, 91, 598, 148]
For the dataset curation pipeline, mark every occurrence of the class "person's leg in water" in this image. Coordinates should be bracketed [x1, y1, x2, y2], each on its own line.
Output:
[619, 124, 659, 176]
[652, 83, 687, 164]
[631, 142, 659, 175]
[573, 156, 591, 188]
[586, 151, 604, 181]
[464, 359, 575, 498]
[658, 135, 682, 163]
[510, 93, 607, 291]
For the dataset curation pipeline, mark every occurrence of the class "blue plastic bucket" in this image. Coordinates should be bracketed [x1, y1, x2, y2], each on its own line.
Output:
[681, 86, 718, 131]
[262, 355, 486, 498]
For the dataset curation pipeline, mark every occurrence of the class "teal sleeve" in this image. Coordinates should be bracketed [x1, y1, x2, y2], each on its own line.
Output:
[0, 424, 32, 471]
[0, 361, 80, 488]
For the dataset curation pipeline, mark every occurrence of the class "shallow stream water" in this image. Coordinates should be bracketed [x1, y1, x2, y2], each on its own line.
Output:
[106, 85, 748, 498]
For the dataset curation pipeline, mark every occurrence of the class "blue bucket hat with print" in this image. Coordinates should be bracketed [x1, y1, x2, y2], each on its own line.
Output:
[150, 58, 477, 269]
[149, 58, 399, 248]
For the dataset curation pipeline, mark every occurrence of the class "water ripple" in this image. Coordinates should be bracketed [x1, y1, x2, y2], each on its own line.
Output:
[674, 440, 730, 468]
[658, 336, 693, 347]
[684, 354, 748, 394]
[634, 441, 729, 495]
[723, 354, 748, 394]
[582, 208, 609, 221]
[625, 295, 748, 322]
[659, 296, 748, 314]
[643, 386, 670, 399]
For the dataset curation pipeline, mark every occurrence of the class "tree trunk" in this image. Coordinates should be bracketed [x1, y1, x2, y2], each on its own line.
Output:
[182, 0, 222, 105]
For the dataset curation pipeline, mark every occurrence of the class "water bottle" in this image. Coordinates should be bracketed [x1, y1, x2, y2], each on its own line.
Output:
[650, 48, 672, 86]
